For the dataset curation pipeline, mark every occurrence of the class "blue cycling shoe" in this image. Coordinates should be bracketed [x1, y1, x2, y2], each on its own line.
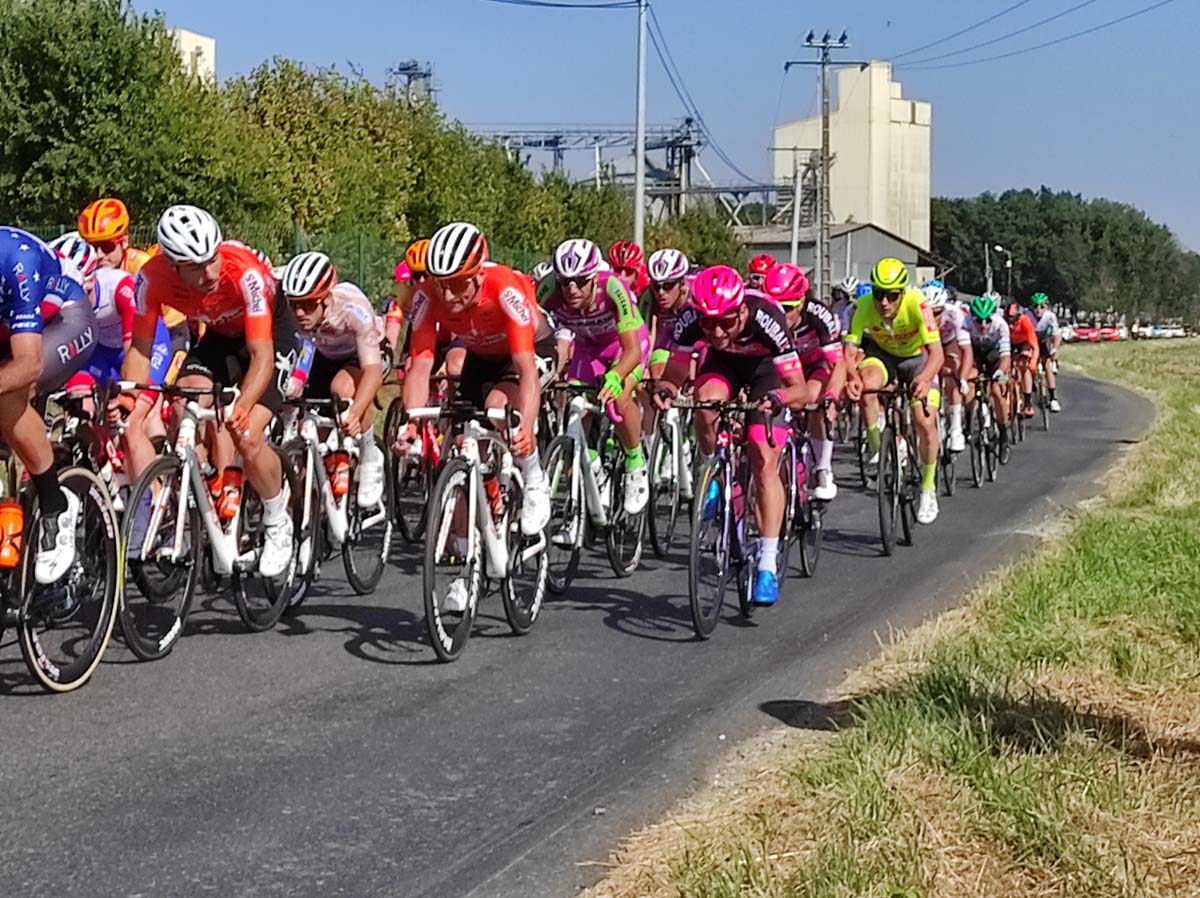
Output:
[752, 569, 779, 606]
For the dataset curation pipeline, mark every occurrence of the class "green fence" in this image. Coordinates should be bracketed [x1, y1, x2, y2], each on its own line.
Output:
[23, 222, 544, 309]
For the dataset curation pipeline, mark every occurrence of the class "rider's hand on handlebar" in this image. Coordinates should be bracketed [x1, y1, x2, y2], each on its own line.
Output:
[225, 404, 251, 439]
[653, 382, 679, 411]
[758, 389, 786, 417]
[911, 379, 931, 402]
[510, 424, 535, 458]
[992, 371, 1009, 385]
[846, 376, 863, 402]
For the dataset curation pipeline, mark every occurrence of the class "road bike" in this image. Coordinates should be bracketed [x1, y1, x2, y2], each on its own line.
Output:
[412, 401, 548, 662]
[865, 385, 926, 556]
[780, 399, 833, 578]
[966, 373, 1002, 487]
[118, 383, 301, 660]
[646, 395, 695, 559]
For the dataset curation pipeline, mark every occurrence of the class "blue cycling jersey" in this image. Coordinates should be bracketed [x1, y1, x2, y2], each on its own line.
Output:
[0, 227, 82, 337]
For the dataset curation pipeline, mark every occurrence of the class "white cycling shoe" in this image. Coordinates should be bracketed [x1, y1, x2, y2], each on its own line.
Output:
[917, 490, 939, 525]
[1050, 399, 1062, 413]
[443, 577, 470, 614]
[35, 488, 81, 585]
[259, 515, 294, 579]
[948, 429, 966, 453]
[623, 466, 649, 516]
[521, 480, 552, 535]
[356, 449, 386, 509]
[812, 469, 838, 502]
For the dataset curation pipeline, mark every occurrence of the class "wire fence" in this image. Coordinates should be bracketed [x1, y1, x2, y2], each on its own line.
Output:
[22, 222, 545, 309]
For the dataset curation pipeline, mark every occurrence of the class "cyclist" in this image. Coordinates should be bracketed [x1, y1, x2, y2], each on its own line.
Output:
[1031, 292, 1062, 412]
[609, 240, 648, 298]
[78, 198, 153, 275]
[121, 205, 296, 578]
[655, 265, 809, 607]
[0, 226, 98, 583]
[544, 238, 650, 515]
[831, 275, 859, 334]
[924, 280, 972, 453]
[843, 258, 943, 525]
[1004, 300, 1040, 420]
[401, 221, 555, 539]
[641, 248, 692, 375]
[279, 251, 387, 508]
[747, 253, 774, 291]
[963, 292, 1012, 454]
[763, 263, 844, 502]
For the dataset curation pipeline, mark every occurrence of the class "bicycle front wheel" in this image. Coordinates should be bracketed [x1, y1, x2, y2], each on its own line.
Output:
[282, 440, 322, 612]
[688, 459, 733, 638]
[119, 454, 200, 660]
[647, 426, 683, 558]
[876, 428, 899, 556]
[543, 435, 583, 595]
[605, 455, 645, 578]
[343, 443, 395, 595]
[500, 472, 548, 636]
[423, 458, 479, 662]
[19, 466, 121, 692]
[232, 450, 299, 632]
[385, 399, 432, 544]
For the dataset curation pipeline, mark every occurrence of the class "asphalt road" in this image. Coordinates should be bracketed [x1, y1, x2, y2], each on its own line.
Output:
[0, 372, 1149, 898]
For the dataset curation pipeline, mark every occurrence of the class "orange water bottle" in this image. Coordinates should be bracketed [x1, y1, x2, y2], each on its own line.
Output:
[0, 500, 23, 569]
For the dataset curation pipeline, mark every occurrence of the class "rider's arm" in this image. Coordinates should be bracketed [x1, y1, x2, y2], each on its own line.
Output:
[607, 277, 645, 381]
[123, 272, 160, 388]
[400, 292, 437, 412]
[511, 349, 541, 438]
[233, 268, 279, 413]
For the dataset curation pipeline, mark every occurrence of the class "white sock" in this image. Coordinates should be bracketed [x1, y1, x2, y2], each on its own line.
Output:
[359, 432, 383, 466]
[758, 537, 778, 574]
[949, 404, 963, 431]
[515, 452, 545, 489]
[262, 485, 289, 524]
[812, 438, 833, 472]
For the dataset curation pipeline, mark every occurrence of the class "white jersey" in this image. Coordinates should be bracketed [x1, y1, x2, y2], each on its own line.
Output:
[92, 266, 136, 350]
[964, 312, 1011, 355]
[303, 281, 384, 368]
[1033, 308, 1059, 338]
[938, 302, 970, 347]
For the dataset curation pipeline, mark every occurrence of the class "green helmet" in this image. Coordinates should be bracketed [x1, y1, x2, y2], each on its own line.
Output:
[1031, 291, 1049, 307]
[970, 293, 998, 320]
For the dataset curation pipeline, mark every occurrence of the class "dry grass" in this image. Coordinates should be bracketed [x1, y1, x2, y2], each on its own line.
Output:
[584, 341, 1200, 898]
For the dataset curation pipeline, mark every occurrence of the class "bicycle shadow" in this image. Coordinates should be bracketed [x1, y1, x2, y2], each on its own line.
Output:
[821, 527, 886, 559]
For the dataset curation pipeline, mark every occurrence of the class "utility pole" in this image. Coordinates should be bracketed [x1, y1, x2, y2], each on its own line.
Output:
[785, 31, 865, 303]
[633, 0, 648, 248]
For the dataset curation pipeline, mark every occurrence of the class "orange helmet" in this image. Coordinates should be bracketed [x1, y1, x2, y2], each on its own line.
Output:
[78, 198, 130, 243]
[405, 238, 431, 274]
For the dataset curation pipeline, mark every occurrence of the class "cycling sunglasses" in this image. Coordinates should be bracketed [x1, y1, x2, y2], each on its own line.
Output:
[95, 239, 121, 253]
[558, 275, 593, 289]
[438, 274, 477, 295]
[652, 279, 683, 291]
[698, 311, 740, 332]
[875, 289, 903, 302]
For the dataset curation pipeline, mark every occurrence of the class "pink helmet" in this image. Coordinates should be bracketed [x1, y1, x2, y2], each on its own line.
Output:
[394, 260, 412, 283]
[691, 265, 746, 317]
[763, 263, 809, 306]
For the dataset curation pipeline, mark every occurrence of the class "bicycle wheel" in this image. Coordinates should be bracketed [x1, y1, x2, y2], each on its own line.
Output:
[688, 458, 733, 638]
[543, 434, 583, 594]
[342, 443, 395, 595]
[119, 454, 200, 660]
[1039, 375, 1051, 432]
[796, 441, 822, 577]
[282, 440, 322, 611]
[988, 406, 1003, 480]
[876, 427, 899, 556]
[898, 435, 918, 548]
[500, 468, 547, 636]
[941, 439, 957, 497]
[19, 466, 120, 692]
[647, 425, 682, 558]
[386, 401, 432, 544]
[856, 411, 871, 489]
[969, 402, 985, 488]
[423, 457, 479, 662]
[232, 450, 299, 632]
[605, 453, 645, 578]
[776, 438, 798, 580]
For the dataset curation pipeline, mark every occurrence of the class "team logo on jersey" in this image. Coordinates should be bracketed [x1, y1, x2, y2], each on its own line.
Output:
[500, 287, 532, 326]
[754, 307, 789, 349]
[242, 272, 267, 317]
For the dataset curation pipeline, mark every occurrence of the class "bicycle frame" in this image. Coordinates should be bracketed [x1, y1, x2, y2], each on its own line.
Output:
[561, 393, 614, 530]
[657, 405, 695, 501]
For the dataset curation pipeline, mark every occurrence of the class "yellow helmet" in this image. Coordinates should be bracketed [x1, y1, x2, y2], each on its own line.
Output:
[870, 257, 909, 292]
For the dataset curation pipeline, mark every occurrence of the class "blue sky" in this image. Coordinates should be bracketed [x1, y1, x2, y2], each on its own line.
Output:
[147, 0, 1197, 249]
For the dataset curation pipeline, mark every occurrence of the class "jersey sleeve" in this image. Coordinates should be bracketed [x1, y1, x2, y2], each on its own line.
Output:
[131, 268, 163, 342]
[497, 278, 538, 355]
[668, 307, 702, 351]
[843, 298, 868, 347]
[605, 276, 644, 334]
[997, 319, 1012, 355]
[3, 243, 50, 336]
[407, 288, 439, 362]
[751, 301, 802, 377]
[914, 294, 939, 347]
[237, 266, 274, 342]
[115, 272, 137, 343]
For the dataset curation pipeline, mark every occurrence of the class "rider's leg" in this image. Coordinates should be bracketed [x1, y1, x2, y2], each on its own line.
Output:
[858, 360, 887, 453]
[912, 389, 941, 492]
[0, 390, 61, 512]
[234, 403, 284, 505]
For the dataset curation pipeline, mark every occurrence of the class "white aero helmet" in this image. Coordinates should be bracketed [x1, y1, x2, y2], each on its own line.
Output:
[921, 281, 948, 311]
[530, 261, 553, 282]
[427, 221, 488, 278]
[280, 251, 337, 301]
[48, 231, 99, 278]
[552, 238, 603, 279]
[647, 248, 689, 283]
[837, 275, 860, 295]
[157, 204, 222, 264]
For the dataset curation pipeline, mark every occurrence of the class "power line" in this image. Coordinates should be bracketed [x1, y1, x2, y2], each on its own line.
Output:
[886, 0, 1036, 62]
[898, 0, 1102, 67]
[480, 0, 637, 8]
[907, 0, 1179, 70]
[646, 6, 759, 184]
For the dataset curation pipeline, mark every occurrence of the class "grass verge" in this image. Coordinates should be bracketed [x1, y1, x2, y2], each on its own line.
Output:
[586, 340, 1200, 898]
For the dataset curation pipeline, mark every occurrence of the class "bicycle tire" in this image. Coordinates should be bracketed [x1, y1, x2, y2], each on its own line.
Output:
[119, 454, 200, 660]
[969, 402, 985, 488]
[1039, 375, 1051, 432]
[342, 441, 395, 595]
[941, 441, 957, 497]
[876, 426, 899, 556]
[282, 439, 322, 611]
[646, 426, 682, 558]
[688, 458, 732, 638]
[605, 451, 645, 578]
[776, 438, 797, 580]
[796, 440, 822, 577]
[856, 412, 870, 489]
[232, 449, 299, 633]
[899, 435, 917, 548]
[543, 435, 583, 594]
[385, 398, 431, 544]
[423, 457, 479, 662]
[500, 468, 547, 636]
[19, 466, 120, 692]
[988, 405, 1003, 480]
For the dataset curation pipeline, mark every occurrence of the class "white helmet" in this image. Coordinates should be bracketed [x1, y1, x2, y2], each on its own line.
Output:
[157, 204, 222, 264]
[280, 251, 337, 300]
[552, 239, 603, 279]
[48, 231, 99, 278]
[427, 221, 488, 278]
[921, 281, 948, 311]
[531, 261, 553, 282]
[837, 275, 860, 296]
[647, 248, 689, 283]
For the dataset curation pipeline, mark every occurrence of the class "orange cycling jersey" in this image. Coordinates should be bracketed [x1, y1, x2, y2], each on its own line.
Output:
[408, 264, 548, 360]
[133, 242, 276, 343]
[1008, 313, 1040, 366]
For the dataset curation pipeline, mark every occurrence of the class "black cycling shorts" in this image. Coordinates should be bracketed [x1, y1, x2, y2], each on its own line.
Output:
[457, 333, 556, 409]
[859, 336, 925, 386]
[179, 300, 300, 414]
[694, 349, 786, 429]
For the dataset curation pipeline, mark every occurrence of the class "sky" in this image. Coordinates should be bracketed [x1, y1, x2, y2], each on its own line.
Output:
[146, 0, 1198, 249]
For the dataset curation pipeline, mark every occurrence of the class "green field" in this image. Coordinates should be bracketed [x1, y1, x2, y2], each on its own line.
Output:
[589, 340, 1200, 898]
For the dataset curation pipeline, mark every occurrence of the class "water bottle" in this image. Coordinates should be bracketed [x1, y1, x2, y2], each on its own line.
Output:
[592, 453, 610, 511]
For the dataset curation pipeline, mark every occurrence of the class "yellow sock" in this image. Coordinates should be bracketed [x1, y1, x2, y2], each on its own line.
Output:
[921, 462, 937, 492]
[867, 424, 881, 452]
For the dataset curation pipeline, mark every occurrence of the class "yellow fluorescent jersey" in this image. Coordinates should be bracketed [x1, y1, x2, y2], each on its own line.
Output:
[843, 287, 939, 359]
